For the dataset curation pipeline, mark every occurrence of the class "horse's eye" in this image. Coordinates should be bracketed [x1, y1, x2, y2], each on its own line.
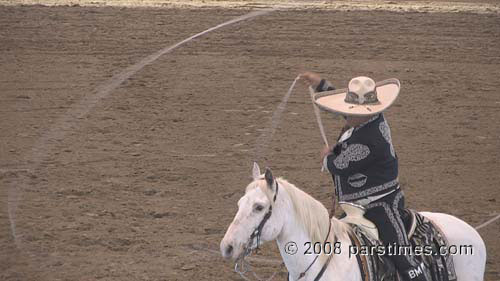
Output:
[254, 204, 264, 212]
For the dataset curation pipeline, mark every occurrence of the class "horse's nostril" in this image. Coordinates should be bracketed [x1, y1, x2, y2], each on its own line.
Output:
[226, 244, 234, 256]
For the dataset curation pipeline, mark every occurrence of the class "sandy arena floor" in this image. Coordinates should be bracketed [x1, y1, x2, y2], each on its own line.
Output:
[1, 1, 499, 280]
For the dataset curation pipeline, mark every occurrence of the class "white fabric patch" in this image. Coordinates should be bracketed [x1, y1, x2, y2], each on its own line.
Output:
[339, 128, 354, 143]
[333, 144, 370, 169]
[347, 173, 368, 188]
[379, 120, 395, 158]
[322, 155, 329, 171]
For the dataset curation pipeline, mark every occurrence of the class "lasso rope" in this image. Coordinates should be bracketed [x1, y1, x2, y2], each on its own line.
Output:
[241, 78, 331, 281]
[254, 76, 300, 162]
[475, 213, 500, 230]
[235, 257, 281, 281]
[254, 77, 330, 164]
[7, 6, 277, 271]
[308, 86, 329, 148]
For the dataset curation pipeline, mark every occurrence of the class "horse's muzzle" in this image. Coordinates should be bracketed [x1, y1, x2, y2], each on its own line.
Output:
[220, 239, 238, 260]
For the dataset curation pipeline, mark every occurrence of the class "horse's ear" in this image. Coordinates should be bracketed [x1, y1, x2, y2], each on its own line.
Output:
[264, 167, 274, 188]
[252, 162, 261, 180]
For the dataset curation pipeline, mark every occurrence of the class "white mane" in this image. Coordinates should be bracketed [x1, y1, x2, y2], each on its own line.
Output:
[246, 177, 350, 253]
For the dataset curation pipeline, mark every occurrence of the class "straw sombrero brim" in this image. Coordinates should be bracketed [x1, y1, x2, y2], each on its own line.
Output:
[313, 78, 400, 116]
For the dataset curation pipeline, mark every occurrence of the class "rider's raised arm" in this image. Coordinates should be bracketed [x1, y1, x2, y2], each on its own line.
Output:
[298, 72, 335, 91]
[315, 79, 335, 92]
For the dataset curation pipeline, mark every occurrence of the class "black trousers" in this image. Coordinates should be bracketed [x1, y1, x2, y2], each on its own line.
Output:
[364, 189, 419, 272]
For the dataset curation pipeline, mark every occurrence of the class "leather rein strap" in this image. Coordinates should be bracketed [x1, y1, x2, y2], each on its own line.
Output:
[348, 231, 370, 281]
[311, 231, 337, 281]
[287, 219, 336, 281]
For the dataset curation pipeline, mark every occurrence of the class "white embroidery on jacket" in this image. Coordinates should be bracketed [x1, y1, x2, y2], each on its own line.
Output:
[379, 119, 395, 158]
[340, 179, 399, 201]
[347, 173, 368, 188]
[333, 144, 370, 169]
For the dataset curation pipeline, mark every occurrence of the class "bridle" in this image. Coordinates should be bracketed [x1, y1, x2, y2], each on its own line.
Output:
[249, 181, 279, 251]
[235, 180, 280, 281]
[234, 180, 336, 281]
[237, 180, 279, 261]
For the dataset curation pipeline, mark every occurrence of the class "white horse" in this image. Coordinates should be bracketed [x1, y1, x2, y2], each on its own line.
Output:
[220, 164, 486, 281]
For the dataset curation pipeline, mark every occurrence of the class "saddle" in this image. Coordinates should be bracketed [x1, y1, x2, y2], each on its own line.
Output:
[339, 202, 457, 281]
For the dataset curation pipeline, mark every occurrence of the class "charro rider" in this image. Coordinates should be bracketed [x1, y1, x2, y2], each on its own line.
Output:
[300, 72, 430, 281]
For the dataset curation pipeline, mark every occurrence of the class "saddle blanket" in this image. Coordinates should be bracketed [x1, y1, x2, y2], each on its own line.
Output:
[348, 210, 457, 281]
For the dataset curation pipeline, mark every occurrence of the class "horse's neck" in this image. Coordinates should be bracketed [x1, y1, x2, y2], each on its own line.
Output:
[275, 186, 361, 281]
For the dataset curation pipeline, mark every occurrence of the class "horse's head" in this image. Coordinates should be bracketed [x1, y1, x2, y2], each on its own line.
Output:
[220, 163, 284, 260]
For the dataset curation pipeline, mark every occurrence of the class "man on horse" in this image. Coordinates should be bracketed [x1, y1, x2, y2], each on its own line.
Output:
[300, 73, 430, 281]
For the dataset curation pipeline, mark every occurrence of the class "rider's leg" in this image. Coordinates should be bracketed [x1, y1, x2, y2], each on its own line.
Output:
[364, 190, 430, 281]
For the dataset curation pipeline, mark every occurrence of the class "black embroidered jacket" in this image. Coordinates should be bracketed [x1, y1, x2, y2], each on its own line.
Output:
[317, 80, 400, 203]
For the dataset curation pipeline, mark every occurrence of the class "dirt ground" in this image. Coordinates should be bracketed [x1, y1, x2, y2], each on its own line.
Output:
[1, 0, 500, 14]
[1, 3, 499, 281]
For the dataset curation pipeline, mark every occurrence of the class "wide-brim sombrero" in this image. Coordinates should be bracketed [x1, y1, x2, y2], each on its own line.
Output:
[313, 78, 400, 116]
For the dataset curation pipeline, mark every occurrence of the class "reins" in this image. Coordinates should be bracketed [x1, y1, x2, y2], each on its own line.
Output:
[293, 219, 336, 281]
